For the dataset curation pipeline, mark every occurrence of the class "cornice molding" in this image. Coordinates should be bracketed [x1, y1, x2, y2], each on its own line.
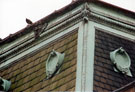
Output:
[0, 6, 83, 64]
[81, 3, 90, 23]
[89, 9, 135, 34]
[0, 6, 83, 69]
[0, 2, 135, 69]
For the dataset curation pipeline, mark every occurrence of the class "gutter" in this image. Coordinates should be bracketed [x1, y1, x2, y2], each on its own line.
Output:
[113, 81, 135, 92]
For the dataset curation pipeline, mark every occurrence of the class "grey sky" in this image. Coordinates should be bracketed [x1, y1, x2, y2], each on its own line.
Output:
[0, 0, 135, 39]
[102, 0, 135, 11]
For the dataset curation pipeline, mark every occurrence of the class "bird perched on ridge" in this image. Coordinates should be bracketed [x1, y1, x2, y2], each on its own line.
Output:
[26, 18, 33, 25]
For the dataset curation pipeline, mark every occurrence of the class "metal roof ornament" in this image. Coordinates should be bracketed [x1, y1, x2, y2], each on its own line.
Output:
[110, 47, 132, 77]
[81, 3, 90, 23]
[0, 77, 11, 91]
[46, 50, 65, 79]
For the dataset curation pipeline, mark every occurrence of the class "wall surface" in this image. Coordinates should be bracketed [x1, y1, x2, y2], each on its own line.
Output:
[1, 1, 135, 92]
[0, 30, 78, 92]
[93, 30, 135, 92]
[123, 87, 135, 92]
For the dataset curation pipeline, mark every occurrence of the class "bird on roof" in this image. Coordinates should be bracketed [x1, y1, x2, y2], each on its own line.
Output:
[26, 18, 33, 24]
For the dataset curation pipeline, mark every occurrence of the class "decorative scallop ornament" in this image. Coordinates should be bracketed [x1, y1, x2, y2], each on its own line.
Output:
[0, 77, 11, 91]
[110, 47, 132, 77]
[46, 50, 65, 79]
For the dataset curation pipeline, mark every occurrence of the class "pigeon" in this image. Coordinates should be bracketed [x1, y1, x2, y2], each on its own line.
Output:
[26, 18, 33, 24]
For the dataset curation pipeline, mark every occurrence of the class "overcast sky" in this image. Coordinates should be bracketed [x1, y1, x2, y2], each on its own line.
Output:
[0, 0, 135, 39]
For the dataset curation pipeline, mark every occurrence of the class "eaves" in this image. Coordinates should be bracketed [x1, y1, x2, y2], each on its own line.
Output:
[0, 0, 135, 69]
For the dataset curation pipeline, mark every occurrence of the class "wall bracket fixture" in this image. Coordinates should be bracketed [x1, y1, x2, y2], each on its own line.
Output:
[110, 47, 132, 77]
[46, 50, 65, 79]
[0, 77, 11, 91]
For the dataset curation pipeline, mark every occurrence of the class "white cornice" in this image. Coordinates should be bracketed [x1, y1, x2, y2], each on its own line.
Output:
[0, 2, 135, 69]
[0, 5, 83, 64]
[0, 23, 80, 69]
[90, 11, 135, 31]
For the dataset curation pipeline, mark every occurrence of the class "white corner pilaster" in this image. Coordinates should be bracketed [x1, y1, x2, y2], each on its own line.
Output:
[75, 20, 95, 92]
[75, 19, 135, 92]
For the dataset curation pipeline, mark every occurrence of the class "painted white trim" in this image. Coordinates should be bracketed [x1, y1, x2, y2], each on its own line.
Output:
[0, 23, 79, 69]
[94, 23, 135, 41]
[76, 22, 84, 91]
[90, 11, 135, 30]
[75, 21, 95, 92]
[85, 21, 95, 92]
[0, 32, 34, 54]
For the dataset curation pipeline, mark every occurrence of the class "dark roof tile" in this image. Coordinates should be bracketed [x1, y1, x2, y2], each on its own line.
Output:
[93, 30, 135, 91]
